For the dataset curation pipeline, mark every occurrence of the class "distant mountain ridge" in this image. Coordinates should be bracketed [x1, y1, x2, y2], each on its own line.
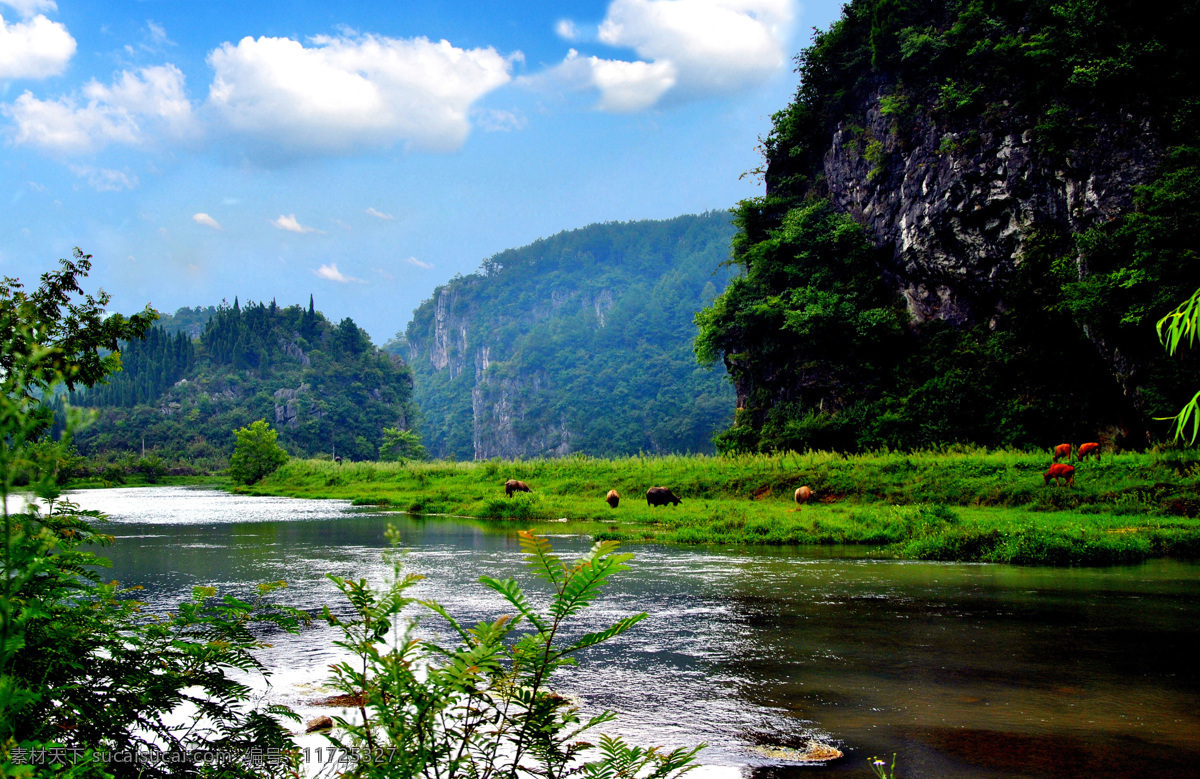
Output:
[394, 212, 738, 460]
[67, 298, 416, 464]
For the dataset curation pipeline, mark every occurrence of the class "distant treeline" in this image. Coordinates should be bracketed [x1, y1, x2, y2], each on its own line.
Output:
[65, 297, 417, 467]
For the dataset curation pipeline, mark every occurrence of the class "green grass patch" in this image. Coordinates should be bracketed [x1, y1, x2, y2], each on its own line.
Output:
[247, 449, 1200, 566]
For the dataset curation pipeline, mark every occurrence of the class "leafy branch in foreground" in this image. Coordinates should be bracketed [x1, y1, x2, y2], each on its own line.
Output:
[320, 528, 702, 779]
[1157, 288, 1200, 441]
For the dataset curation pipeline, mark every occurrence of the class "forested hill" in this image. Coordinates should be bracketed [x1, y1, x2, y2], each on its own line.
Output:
[392, 212, 738, 460]
[696, 0, 1200, 453]
[65, 298, 417, 465]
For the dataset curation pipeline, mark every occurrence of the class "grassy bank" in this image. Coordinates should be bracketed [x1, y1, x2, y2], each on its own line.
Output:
[247, 448, 1200, 565]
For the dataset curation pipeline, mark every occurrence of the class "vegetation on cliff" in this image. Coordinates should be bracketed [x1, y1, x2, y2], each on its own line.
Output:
[62, 297, 417, 470]
[394, 213, 737, 460]
[697, 0, 1200, 453]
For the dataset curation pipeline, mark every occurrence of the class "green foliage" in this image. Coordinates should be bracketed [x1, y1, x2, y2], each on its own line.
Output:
[2, 284, 304, 778]
[320, 529, 701, 779]
[1156, 287, 1200, 441]
[229, 419, 290, 485]
[708, 0, 1200, 452]
[1, 249, 156, 398]
[378, 427, 427, 462]
[402, 213, 737, 459]
[69, 297, 418, 466]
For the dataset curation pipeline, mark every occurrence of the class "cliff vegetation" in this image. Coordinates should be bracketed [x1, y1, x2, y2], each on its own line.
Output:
[697, 0, 1200, 452]
[396, 213, 738, 460]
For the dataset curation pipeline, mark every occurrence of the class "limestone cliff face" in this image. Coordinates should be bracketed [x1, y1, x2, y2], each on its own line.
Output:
[399, 213, 738, 460]
[409, 284, 620, 460]
[820, 95, 1159, 327]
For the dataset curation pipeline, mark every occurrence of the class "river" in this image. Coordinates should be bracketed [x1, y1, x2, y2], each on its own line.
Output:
[67, 486, 1200, 778]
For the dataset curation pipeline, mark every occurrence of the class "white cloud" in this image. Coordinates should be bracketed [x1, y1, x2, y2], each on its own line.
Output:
[314, 263, 363, 282]
[0, 0, 57, 19]
[406, 256, 432, 269]
[547, 49, 676, 113]
[597, 0, 793, 95]
[555, 19, 579, 40]
[271, 213, 322, 234]
[3, 64, 194, 153]
[67, 164, 137, 191]
[0, 12, 75, 79]
[206, 32, 516, 155]
[146, 20, 171, 46]
[193, 212, 222, 230]
[534, 0, 793, 111]
[474, 107, 527, 132]
[365, 207, 393, 220]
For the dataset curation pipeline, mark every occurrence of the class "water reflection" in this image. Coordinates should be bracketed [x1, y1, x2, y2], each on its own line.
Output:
[71, 487, 1200, 777]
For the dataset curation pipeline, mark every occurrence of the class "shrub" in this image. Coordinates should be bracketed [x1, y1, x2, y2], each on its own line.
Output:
[229, 419, 290, 485]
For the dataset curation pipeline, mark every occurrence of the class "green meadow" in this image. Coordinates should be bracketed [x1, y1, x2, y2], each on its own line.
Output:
[244, 448, 1200, 566]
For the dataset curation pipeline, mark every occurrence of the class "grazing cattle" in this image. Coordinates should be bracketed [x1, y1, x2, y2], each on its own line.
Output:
[1043, 463, 1076, 487]
[504, 479, 532, 497]
[646, 487, 682, 507]
[794, 486, 814, 506]
[605, 489, 620, 508]
[334, 456, 343, 464]
[1077, 442, 1101, 461]
[1052, 444, 1072, 462]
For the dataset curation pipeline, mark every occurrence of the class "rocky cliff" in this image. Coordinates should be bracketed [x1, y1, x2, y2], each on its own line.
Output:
[696, 0, 1200, 452]
[397, 213, 737, 460]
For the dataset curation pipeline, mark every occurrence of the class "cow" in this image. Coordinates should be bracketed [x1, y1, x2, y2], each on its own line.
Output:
[504, 479, 532, 497]
[334, 456, 343, 464]
[794, 486, 814, 506]
[1052, 444, 1072, 462]
[605, 489, 620, 508]
[646, 487, 682, 507]
[1077, 442, 1101, 461]
[1043, 463, 1075, 487]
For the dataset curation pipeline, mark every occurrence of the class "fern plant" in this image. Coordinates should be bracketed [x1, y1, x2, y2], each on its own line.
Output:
[320, 529, 701, 779]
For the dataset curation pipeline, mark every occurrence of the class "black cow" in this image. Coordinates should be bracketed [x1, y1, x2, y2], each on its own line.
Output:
[646, 486, 681, 507]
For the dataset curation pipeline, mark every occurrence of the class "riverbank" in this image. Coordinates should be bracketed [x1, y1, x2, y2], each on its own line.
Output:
[244, 449, 1200, 565]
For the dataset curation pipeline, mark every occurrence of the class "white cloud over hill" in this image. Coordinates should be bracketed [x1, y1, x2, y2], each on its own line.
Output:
[206, 33, 516, 155]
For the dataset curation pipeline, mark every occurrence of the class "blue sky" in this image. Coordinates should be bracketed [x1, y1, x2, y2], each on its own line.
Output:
[1, 0, 843, 343]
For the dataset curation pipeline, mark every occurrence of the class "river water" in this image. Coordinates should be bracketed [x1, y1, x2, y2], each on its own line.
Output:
[67, 486, 1200, 778]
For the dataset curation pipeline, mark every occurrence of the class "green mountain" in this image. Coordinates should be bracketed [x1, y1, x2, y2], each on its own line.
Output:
[66, 298, 416, 466]
[696, 0, 1200, 452]
[394, 212, 738, 460]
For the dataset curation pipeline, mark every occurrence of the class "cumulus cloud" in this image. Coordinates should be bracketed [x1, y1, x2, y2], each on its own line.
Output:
[536, 0, 793, 111]
[554, 49, 676, 112]
[365, 207, 393, 220]
[67, 164, 137, 191]
[3, 64, 194, 153]
[193, 212, 222, 230]
[206, 32, 516, 155]
[271, 213, 321, 234]
[406, 256, 433, 269]
[314, 263, 363, 282]
[0, 12, 75, 79]
[0, 0, 57, 19]
[600, 0, 792, 92]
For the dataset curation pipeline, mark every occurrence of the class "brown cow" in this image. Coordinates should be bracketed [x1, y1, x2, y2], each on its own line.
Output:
[605, 489, 620, 508]
[1077, 442, 1101, 461]
[1052, 443, 1072, 462]
[646, 487, 681, 507]
[504, 479, 532, 497]
[1043, 463, 1075, 487]
[794, 486, 814, 506]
